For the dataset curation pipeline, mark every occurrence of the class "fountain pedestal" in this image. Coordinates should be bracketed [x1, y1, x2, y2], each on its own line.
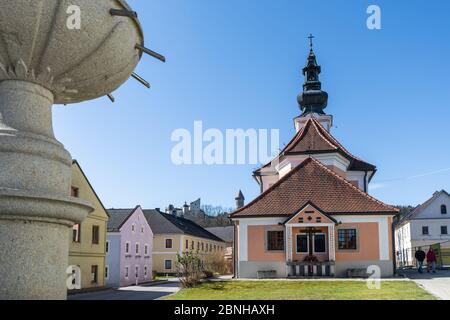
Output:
[0, 81, 93, 299]
[0, 0, 147, 299]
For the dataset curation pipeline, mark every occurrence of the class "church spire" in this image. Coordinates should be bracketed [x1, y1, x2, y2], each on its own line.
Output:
[297, 34, 328, 116]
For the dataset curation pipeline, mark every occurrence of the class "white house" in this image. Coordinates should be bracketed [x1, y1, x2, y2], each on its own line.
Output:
[395, 190, 450, 267]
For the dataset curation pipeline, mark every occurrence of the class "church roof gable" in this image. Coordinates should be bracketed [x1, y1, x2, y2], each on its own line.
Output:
[284, 202, 338, 225]
[254, 118, 376, 175]
[231, 157, 398, 218]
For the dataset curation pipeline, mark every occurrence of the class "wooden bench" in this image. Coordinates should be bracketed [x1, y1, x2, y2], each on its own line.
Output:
[347, 268, 369, 278]
[257, 270, 277, 279]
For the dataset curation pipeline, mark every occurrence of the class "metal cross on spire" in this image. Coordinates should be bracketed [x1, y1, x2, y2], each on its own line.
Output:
[308, 34, 314, 51]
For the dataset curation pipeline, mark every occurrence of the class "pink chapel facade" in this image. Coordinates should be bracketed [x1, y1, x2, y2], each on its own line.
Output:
[230, 45, 398, 278]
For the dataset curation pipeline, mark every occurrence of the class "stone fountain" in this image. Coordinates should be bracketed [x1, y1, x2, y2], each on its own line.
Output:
[0, 0, 162, 299]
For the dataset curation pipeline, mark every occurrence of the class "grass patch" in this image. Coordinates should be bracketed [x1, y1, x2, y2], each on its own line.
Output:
[166, 280, 435, 300]
[154, 275, 178, 280]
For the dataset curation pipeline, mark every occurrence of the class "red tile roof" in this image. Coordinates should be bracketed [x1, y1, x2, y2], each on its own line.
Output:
[231, 157, 398, 218]
[254, 118, 375, 174]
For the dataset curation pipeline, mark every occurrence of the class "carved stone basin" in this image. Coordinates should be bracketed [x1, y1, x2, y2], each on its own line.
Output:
[0, 0, 151, 299]
[0, 0, 143, 104]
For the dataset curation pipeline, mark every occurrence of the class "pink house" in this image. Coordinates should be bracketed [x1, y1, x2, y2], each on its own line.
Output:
[106, 206, 153, 287]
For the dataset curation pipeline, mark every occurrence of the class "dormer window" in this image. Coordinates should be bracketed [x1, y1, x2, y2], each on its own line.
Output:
[441, 205, 447, 214]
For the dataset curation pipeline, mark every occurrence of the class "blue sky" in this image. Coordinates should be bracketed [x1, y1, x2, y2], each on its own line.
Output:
[53, 0, 450, 210]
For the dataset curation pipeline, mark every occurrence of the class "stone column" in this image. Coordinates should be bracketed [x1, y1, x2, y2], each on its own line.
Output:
[0, 80, 93, 300]
[328, 224, 336, 261]
[285, 225, 292, 276]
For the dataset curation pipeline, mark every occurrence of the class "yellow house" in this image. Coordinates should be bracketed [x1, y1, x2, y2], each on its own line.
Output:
[69, 160, 109, 290]
[143, 209, 226, 274]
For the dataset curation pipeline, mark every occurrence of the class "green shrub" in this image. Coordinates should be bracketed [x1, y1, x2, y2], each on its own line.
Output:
[204, 251, 230, 275]
[176, 251, 203, 288]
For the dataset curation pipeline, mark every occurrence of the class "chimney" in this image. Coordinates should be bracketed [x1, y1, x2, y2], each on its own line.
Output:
[235, 190, 245, 209]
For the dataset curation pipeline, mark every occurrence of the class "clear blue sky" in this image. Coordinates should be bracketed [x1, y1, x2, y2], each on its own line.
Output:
[53, 0, 450, 210]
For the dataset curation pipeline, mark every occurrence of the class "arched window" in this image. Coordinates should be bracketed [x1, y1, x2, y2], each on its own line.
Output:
[442, 205, 447, 214]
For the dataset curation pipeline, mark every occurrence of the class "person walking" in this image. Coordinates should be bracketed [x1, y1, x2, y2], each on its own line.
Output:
[426, 247, 437, 273]
[415, 248, 426, 273]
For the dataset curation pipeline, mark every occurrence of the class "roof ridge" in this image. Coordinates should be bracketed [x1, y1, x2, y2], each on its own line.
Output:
[309, 119, 339, 150]
[308, 157, 398, 212]
[253, 122, 310, 174]
[73, 160, 110, 217]
[403, 190, 449, 221]
[256, 119, 332, 173]
[310, 118, 366, 163]
[284, 119, 311, 152]
[231, 156, 398, 218]
[158, 211, 225, 242]
[254, 117, 375, 175]
[158, 211, 186, 234]
[233, 158, 316, 215]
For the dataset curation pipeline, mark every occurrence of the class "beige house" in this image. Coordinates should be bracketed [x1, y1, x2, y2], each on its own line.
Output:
[206, 227, 234, 261]
[69, 161, 109, 290]
[144, 209, 226, 274]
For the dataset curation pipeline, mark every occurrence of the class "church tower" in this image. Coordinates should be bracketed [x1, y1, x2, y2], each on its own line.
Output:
[235, 190, 245, 209]
[252, 35, 376, 193]
[294, 34, 333, 132]
[230, 35, 398, 280]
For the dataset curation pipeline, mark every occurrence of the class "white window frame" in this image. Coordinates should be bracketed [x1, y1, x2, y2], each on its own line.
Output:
[144, 265, 148, 278]
[313, 233, 327, 253]
[144, 244, 148, 255]
[131, 224, 136, 233]
[135, 265, 139, 279]
[72, 224, 81, 243]
[296, 233, 309, 253]
[164, 259, 172, 270]
[336, 227, 359, 252]
[125, 266, 129, 279]
[125, 241, 130, 254]
[165, 238, 173, 249]
[135, 242, 140, 255]
[266, 229, 285, 252]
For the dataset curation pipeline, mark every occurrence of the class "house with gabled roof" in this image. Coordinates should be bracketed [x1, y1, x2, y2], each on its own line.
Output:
[230, 43, 398, 278]
[395, 190, 450, 267]
[143, 209, 226, 274]
[106, 206, 153, 287]
[206, 226, 234, 264]
[69, 160, 109, 291]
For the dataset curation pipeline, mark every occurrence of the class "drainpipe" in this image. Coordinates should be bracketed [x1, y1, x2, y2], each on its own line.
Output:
[233, 221, 238, 278]
[363, 171, 368, 193]
[392, 220, 397, 276]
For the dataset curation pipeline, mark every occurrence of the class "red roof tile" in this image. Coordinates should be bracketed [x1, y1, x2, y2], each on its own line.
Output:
[231, 157, 398, 218]
[254, 118, 375, 174]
